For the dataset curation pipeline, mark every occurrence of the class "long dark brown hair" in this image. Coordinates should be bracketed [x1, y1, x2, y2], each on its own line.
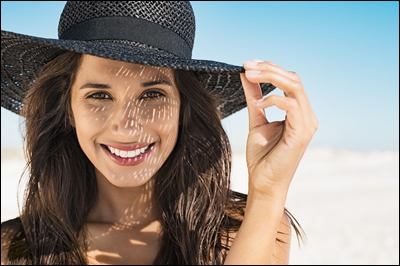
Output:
[2, 51, 305, 264]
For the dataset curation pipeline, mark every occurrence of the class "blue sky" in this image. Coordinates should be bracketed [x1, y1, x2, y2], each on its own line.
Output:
[1, 1, 399, 151]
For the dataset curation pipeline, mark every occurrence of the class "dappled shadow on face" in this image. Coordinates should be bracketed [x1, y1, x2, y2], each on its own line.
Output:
[74, 61, 180, 186]
[72, 57, 181, 263]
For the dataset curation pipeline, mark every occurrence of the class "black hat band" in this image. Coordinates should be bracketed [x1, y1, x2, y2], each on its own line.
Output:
[59, 16, 192, 59]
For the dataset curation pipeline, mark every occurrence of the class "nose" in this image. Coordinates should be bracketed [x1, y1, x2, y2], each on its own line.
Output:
[110, 100, 143, 139]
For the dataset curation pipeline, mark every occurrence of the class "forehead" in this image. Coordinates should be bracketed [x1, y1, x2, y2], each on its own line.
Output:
[77, 54, 174, 81]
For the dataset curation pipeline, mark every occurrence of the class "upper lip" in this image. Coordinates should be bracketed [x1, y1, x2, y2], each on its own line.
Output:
[101, 142, 154, 151]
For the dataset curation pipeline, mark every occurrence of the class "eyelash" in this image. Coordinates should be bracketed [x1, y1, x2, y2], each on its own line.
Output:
[141, 91, 165, 100]
[86, 90, 165, 101]
[87, 91, 111, 100]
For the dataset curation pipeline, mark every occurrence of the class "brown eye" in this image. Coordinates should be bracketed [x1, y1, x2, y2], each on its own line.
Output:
[87, 92, 111, 100]
[141, 91, 165, 100]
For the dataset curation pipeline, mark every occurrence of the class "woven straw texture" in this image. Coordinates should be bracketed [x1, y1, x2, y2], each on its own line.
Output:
[1, 1, 275, 119]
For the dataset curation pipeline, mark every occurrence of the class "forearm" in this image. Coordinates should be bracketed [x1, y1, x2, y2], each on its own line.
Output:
[224, 193, 287, 265]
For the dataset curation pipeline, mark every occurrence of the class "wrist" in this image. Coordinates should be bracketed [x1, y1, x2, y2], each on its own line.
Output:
[247, 183, 289, 206]
[245, 190, 286, 221]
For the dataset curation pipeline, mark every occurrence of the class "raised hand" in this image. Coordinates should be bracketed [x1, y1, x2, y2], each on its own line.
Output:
[241, 60, 318, 202]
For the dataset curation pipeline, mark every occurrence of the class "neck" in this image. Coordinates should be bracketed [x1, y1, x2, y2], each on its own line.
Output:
[87, 169, 160, 228]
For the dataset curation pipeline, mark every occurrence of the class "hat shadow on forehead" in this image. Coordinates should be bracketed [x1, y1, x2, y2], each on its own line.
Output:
[1, 1, 276, 118]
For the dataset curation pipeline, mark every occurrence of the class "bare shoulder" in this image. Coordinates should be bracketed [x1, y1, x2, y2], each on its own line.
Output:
[1, 217, 22, 265]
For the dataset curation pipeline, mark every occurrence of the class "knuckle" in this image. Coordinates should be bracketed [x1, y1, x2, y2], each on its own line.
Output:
[291, 72, 301, 82]
[264, 71, 276, 81]
[288, 98, 298, 109]
[269, 94, 279, 101]
[291, 81, 303, 92]
[264, 61, 277, 67]
[259, 61, 276, 70]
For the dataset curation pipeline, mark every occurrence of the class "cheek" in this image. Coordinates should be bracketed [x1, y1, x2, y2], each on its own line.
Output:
[140, 101, 180, 153]
[71, 103, 113, 153]
[75, 103, 113, 131]
[137, 95, 178, 122]
[142, 104, 178, 126]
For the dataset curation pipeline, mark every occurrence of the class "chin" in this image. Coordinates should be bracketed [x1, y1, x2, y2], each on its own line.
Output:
[110, 178, 153, 188]
[97, 167, 157, 188]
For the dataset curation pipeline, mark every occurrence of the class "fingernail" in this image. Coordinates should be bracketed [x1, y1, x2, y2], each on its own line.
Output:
[244, 61, 258, 66]
[246, 70, 261, 75]
[251, 59, 263, 63]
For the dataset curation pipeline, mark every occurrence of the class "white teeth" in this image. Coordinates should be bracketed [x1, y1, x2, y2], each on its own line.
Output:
[110, 147, 115, 154]
[120, 150, 128, 158]
[107, 145, 150, 158]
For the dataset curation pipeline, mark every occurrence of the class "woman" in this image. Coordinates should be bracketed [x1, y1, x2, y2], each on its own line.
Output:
[1, 1, 317, 265]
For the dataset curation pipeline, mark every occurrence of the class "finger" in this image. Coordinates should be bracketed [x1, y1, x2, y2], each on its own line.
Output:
[244, 61, 304, 99]
[256, 94, 297, 112]
[256, 94, 303, 129]
[244, 60, 316, 132]
[245, 60, 319, 139]
[245, 68, 314, 122]
[240, 73, 269, 129]
[244, 60, 300, 83]
[245, 69, 302, 99]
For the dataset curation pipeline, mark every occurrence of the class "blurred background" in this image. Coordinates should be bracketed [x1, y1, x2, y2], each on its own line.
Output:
[1, 1, 399, 264]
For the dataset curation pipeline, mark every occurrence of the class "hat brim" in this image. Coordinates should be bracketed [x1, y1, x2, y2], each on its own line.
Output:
[1, 30, 275, 118]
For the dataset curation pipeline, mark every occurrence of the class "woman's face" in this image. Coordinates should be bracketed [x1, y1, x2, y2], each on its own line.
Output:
[71, 55, 180, 187]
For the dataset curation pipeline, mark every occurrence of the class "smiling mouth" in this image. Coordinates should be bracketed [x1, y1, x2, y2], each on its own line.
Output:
[101, 143, 155, 159]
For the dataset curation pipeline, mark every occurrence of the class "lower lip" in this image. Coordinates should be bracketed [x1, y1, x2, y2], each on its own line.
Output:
[101, 143, 154, 166]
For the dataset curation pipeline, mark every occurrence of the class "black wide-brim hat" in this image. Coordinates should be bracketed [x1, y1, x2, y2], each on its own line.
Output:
[1, 1, 275, 119]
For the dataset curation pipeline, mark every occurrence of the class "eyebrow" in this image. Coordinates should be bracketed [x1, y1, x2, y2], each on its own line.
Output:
[79, 83, 111, 90]
[79, 79, 173, 90]
[141, 80, 172, 87]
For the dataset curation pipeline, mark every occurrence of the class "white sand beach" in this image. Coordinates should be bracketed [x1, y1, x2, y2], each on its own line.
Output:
[1, 146, 399, 264]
